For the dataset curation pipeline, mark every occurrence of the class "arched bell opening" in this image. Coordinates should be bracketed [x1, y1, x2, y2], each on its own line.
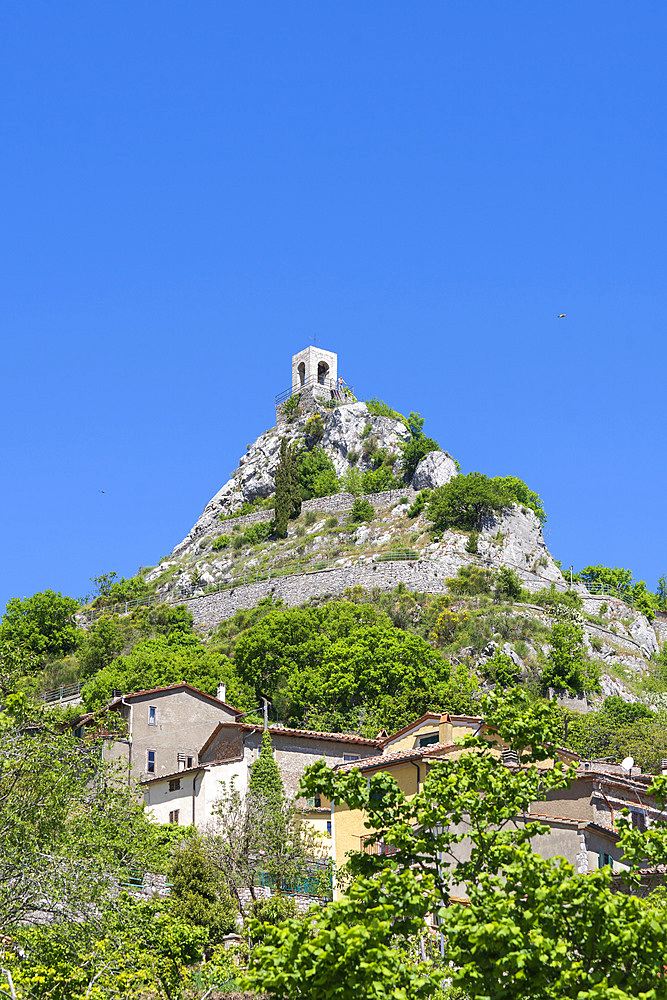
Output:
[298, 362, 306, 386]
[317, 361, 329, 386]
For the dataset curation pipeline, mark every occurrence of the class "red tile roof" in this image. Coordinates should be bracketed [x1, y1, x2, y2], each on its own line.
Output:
[242, 723, 380, 745]
[337, 742, 457, 772]
[199, 721, 381, 758]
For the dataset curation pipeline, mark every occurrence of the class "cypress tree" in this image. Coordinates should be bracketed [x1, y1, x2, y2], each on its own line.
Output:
[274, 438, 301, 538]
[249, 729, 284, 806]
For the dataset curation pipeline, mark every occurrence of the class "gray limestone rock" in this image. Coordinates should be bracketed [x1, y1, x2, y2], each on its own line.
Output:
[321, 402, 410, 476]
[411, 450, 458, 491]
[629, 614, 659, 657]
[502, 642, 522, 668]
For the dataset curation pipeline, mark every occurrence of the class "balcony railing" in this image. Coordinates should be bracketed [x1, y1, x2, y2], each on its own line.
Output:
[360, 836, 399, 856]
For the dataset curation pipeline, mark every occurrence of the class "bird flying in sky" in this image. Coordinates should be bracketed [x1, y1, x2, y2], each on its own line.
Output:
[557, 314, 566, 318]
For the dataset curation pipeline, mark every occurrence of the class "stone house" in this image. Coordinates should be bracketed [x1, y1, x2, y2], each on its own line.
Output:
[77, 682, 243, 786]
[141, 722, 380, 847]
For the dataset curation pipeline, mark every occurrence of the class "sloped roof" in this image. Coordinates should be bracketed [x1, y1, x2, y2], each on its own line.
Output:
[108, 683, 242, 716]
[336, 742, 457, 772]
[199, 721, 381, 758]
[379, 711, 483, 747]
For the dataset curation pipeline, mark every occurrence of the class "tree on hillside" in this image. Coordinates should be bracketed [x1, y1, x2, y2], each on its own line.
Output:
[540, 608, 592, 695]
[426, 472, 509, 532]
[573, 564, 634, 594]
[170, 835, 237, 950]
[427, 472, 546, 534]
[399, 411, 440, 483]
[0, 590, 81, 662]
[81, 630, 255, 712]
[297, 446, 339, 500]
[245, 688, 667, 1000]
[275, 438, 302, 538]
[231, 601, 476, 733]
[492, 475, 546, 524]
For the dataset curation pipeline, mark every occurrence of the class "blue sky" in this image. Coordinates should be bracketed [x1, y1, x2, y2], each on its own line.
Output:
[1, 2, 665, 612]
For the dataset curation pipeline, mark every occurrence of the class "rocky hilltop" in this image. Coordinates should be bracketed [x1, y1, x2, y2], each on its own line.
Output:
[146, 395, 563, 597]
[172, 400, 456, 557]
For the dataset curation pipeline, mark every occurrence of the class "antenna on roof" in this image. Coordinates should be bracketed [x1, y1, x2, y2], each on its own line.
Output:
[621, 756, 634, 775]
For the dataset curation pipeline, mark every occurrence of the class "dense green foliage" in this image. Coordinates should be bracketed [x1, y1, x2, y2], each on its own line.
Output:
[540, 611, 589, 695]
[78, 605, 253, 711]
[231, 600, 478, 733]
[492, 475, 546, 525]
[297, 445, 339, 500]
[349, 496, 375, 522]
[0, 590, 80, 662]
[427, 472, 512, 532]
[170, 835, 237, 949]
[427, 471, 547, 533]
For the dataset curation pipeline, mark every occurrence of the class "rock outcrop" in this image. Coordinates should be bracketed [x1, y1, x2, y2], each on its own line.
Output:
[173, 401, 413, 556]
[412, 450, 458, 490]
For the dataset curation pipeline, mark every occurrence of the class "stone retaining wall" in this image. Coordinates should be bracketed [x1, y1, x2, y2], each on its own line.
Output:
[210, 487, 418, 536]
[187, 558, 548, 629]
[186, 562, 658, 663]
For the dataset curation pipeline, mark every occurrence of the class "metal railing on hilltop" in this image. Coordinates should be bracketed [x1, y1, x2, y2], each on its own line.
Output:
[275, 376, 354, 407]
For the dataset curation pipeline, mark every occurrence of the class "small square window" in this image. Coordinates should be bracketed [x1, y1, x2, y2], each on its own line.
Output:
[147, 750, 156, 774]
[418, 733, 439, 747]
[73, 726, 84, 739]
[168, 778, 181, 792]
[343, 754, 359, 763]
[169, 810, 180, 824]
[148, 706, 157, 726]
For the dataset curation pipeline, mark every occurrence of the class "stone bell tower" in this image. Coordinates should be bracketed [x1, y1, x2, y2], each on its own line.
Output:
[291, 345, 338, 397]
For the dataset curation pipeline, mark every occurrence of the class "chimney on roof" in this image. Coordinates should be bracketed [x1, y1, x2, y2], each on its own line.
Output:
[661, 759, 667, 775]
[217, 682, 226, 703]
[112, 689, 123, 700]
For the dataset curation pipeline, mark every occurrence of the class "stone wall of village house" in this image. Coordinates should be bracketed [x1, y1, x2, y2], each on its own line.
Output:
[200, 725, 244, 764]
[241, 729, 376, 799]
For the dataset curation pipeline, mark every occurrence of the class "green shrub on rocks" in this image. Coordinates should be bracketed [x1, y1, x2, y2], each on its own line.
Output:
[349, 497, 375, 523]
[212, 534, 230, 551]
[297, 447, 339, 501]
[407, 489, 431, 519]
